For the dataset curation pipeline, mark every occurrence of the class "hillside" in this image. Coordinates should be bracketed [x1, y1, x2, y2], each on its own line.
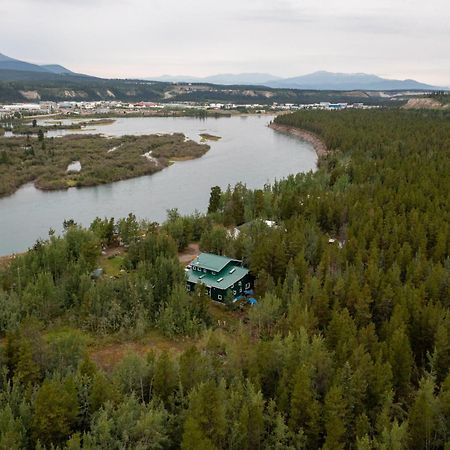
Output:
[41, 64, 76, 75]
[403, 97, 449, 109]
[0, 74, 409, 105]
[0, 52, 50, 73]
[0, 75, 170, 102]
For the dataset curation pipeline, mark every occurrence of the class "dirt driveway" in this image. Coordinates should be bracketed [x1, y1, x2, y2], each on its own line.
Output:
[178, 242, 200, 265]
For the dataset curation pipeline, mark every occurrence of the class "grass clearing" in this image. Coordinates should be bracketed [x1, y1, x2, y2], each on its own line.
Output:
[88, 329, 197, 371]
[100, 254, 125, 277]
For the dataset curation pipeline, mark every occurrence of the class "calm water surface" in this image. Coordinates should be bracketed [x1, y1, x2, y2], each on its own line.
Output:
[0, 115, 316, 255]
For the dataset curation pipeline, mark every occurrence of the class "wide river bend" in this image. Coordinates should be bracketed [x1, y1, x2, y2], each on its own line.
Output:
[0, 115, 316, 255]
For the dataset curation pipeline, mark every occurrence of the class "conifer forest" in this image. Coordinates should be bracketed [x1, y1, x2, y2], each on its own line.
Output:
[0, 108, 449, 449]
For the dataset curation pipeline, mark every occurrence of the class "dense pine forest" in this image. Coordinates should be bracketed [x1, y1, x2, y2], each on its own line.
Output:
[0, 108, 449, 449]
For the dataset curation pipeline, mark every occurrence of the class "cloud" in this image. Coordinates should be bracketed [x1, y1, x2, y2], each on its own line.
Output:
[333, 13, 450, 37]
[0, 0, 449, 85]
[8, 0, 121, 3]
[236, 1, 313, 23]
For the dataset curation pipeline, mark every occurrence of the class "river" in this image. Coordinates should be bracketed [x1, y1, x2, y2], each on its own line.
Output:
[0, 115, 316, 255]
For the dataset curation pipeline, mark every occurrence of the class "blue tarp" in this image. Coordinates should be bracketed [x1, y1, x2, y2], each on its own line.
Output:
[244, 289, 254, 296]
[247, 298, 257, 305]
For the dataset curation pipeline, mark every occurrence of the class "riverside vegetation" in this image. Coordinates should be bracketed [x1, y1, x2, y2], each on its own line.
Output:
[5, 119, 116, 135]
[0, 133, 209, 197]
[0, 109, 449, 449]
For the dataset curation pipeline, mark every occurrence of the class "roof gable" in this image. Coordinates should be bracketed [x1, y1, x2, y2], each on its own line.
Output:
[191, 252, 241, 273]
[187, 265, 249, 290]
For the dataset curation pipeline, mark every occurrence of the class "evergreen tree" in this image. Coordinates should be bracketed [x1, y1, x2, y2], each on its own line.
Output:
[323, 384, 348, 450]
[408, 375, 440, 450]
[32, 378, 79, 447]
[208, 186, 222, 214]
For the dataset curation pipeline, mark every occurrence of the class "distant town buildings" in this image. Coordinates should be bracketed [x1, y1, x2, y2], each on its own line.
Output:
[0, 99, 378, 119]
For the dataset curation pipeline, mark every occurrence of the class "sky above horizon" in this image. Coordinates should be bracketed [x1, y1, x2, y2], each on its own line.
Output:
[1, 0, 449, 85]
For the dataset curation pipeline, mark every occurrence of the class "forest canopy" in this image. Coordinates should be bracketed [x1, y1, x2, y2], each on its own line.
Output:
[0, 109, 449, 449]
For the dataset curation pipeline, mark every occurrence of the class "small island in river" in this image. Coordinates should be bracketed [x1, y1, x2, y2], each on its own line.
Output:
[199, 133, 222, 142]
[0, 133, 209, 197]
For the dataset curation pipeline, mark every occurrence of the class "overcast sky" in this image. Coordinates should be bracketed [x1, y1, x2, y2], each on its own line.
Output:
[1, 0, 449, 85]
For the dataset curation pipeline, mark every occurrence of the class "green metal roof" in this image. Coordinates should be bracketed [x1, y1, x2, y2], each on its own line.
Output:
[187, 264, 249, 290]
[190, 252, 241, 273]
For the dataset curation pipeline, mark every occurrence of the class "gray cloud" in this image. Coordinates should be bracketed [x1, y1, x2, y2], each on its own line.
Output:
[236, 1, 313, 23]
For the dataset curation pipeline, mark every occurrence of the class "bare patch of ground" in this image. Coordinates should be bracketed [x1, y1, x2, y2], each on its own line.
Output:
[403, 98, 445, 109]
[19, 90, 41, 100]
[178, 242, 200, 265]
[0, 253, 23, 269]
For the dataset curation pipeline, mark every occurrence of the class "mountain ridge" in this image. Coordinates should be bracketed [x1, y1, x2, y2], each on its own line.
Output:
[40, 64, 75, 75]
[0, 52, 78, 77]
[148, 70, 444, 91]
[265, 71, 440, 91]
[149, 73, 282, 85]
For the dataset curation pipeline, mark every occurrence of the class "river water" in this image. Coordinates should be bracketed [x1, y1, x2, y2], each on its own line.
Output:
[0, 115, 316, 255]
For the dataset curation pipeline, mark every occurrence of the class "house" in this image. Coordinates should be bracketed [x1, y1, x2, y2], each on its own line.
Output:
[186, 252, 253, 302]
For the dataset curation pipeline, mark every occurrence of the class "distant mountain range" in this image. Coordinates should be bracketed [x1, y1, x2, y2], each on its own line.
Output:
[40, 64, 75, 75]
[0, 53, 82, 77]
[265, 71, 442, 91]
[0, 52, 447, 105]
[0, 52, 445, 91]
[150, 70, 444, 91]
[150, 73, 283, 85]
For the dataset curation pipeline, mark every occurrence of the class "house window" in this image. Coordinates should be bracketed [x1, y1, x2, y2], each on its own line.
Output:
[218, 294, 222, 300]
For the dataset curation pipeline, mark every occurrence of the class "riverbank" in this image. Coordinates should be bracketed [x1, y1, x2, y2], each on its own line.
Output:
[268, 122, 329, 158]
[4, 118, 116, 135]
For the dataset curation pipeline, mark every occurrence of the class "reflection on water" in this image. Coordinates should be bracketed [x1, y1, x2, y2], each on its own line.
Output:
[0, 115, 316, 255]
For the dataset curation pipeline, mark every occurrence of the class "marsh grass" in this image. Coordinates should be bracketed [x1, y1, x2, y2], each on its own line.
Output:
[0, 133, 209, 197]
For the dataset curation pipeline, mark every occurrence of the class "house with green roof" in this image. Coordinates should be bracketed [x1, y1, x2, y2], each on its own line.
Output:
[186, 252, 253, 302]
